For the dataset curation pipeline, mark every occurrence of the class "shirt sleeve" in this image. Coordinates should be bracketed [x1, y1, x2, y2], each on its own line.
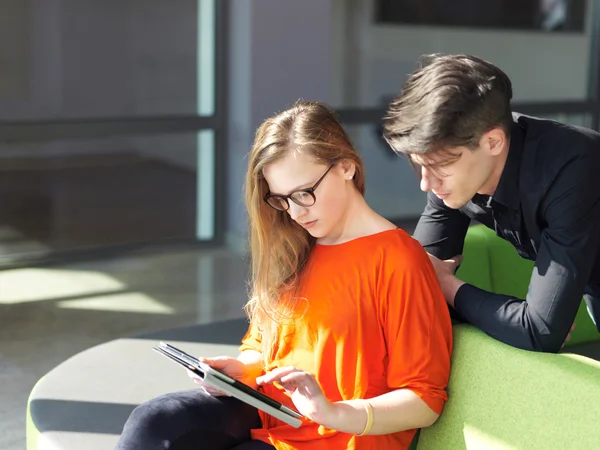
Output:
[239, 320, 262, 353]
[454, 155, 600, 352]
[379, 235, 454, 414]
[413, 191, 471, 261]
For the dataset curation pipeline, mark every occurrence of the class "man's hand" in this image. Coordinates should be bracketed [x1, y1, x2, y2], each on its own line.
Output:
[561, 322, 577, 349]
[427, 253, 466, 307]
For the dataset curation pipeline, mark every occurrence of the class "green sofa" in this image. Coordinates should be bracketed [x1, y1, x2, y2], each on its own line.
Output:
[415, 324, 600, 449]
[412, 224, 600, 449]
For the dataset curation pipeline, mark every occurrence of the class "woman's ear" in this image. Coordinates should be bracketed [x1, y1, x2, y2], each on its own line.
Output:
[340, 161, 356, 180]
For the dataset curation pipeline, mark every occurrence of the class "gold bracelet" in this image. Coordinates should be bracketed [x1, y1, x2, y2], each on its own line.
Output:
[357, 400, 374, 436]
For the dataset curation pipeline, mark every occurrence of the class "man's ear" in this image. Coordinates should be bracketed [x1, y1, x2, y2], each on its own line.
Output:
[483, 128, 507, 156]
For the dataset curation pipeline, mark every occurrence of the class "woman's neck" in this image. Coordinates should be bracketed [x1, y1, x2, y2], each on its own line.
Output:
[316, 193, 396, 246]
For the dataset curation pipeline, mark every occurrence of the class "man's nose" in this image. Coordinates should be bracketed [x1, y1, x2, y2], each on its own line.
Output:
[420, 166, 441, 192]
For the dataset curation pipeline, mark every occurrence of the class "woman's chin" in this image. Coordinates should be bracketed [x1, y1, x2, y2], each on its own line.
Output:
[306, 227, 326, 239]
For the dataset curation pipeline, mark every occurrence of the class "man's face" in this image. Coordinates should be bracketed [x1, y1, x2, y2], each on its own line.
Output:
[411, 144, 498, 209]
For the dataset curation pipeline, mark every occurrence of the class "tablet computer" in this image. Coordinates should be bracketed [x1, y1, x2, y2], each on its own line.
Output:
[152, 341, 304, 428]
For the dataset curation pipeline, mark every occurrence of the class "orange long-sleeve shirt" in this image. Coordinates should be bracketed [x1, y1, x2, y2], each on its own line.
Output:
[240, 229, 453, 450]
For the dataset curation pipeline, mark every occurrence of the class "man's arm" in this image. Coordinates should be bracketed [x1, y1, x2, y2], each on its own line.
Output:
[413, 191, 471, 260]
[454, 157, 600, 352]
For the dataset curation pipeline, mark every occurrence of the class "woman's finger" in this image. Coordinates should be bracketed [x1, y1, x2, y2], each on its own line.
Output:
[278, 372, 323, 397]
[256, 366, 303, 385]
[200, 356, 235, 370]
[279, 371, 317, 386]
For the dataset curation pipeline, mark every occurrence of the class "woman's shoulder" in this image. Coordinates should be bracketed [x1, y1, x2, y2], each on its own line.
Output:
[374, 228, 427, 260]
[353, 227, 422, 252]
[309, 228, 432, 287]
[327, 229, 432, 296]
[334, 228, 428, 266]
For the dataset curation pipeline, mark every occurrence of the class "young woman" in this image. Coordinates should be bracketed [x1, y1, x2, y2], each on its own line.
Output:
[115, 101, 452, 450]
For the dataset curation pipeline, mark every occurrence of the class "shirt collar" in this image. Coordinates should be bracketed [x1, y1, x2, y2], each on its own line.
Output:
[491, 118, 524, 210]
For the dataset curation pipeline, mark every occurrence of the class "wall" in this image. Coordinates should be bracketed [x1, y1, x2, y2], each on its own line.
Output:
[0, 0, 29, 101]
[0, 0, 200, 171]
[225, 0, 333, 248]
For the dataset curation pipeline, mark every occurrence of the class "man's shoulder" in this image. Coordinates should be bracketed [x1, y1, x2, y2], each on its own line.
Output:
[514, 112, 600, 179]
[514, 112, 600, 147]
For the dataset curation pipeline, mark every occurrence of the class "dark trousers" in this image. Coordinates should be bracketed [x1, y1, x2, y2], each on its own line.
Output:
[115, 389, 276, 450]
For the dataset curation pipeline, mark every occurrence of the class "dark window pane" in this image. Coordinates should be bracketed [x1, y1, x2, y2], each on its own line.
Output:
[375, 0, 586, 32]
[0, 131, 213, 263]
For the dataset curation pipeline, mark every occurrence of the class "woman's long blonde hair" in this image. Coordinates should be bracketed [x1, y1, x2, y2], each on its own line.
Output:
[244, 101, 365, 363]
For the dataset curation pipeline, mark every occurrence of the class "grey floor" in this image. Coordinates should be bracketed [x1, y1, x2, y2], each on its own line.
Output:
[0, 247, 250, 450]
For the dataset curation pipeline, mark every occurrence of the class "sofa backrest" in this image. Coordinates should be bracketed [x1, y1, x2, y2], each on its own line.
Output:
[416, 324, 600, 449]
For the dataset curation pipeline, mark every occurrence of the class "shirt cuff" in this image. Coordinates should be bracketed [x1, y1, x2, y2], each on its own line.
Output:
[453, 283, 488, 324]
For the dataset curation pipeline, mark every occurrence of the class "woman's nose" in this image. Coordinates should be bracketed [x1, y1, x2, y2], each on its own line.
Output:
[287, 201, 306, 220]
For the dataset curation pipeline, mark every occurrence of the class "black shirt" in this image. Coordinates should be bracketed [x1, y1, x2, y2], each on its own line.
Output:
[413, 113, 600, 352]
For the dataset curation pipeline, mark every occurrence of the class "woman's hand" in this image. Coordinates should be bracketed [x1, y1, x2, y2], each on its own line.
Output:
[188, 356, 255, 397]
[256, 366, 334, 424]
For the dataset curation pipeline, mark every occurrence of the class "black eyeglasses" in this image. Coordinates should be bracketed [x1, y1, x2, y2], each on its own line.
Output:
[264, 164, 335, 211]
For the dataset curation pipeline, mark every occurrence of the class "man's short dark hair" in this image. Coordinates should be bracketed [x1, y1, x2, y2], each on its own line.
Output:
[383, 54, 513, 158]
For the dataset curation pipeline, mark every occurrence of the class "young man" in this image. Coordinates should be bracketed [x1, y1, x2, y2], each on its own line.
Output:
[383, 53, 600, 353]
